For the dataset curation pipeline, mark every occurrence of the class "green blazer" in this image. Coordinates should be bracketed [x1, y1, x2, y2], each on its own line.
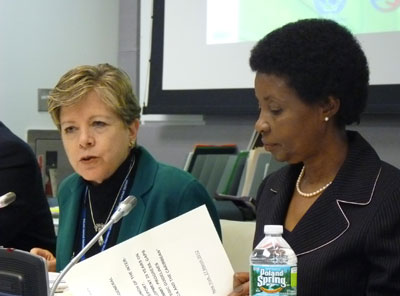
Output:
[56, 147, 221, 271]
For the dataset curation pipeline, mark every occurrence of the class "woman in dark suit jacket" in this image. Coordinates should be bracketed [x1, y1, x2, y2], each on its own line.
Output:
[229, 19, 400, 295]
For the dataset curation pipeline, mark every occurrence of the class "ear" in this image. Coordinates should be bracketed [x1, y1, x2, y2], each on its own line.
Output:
[127, 119, 140, 141]
[320, 96, 340, 121]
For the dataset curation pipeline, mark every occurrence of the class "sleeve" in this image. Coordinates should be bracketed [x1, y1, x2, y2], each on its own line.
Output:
[0, 137, 54, 250]
[365, 189, 400, 295]
[176, 178, 222, 239]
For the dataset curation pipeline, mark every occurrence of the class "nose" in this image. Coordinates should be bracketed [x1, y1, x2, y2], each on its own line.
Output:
[79, 128, 95, 149]
[255, 113, 270, 134]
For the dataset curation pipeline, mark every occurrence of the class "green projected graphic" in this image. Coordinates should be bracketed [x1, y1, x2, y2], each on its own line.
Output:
[207, 0, 400, 44]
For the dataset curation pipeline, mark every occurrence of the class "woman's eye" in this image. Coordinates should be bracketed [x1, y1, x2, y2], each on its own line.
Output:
[269, 106, 282, 115]
[92, 121, 106, 128]
[63, 126, 76, 134]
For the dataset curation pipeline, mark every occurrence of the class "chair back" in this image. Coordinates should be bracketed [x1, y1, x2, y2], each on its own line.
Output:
[220, 219, 256, 272]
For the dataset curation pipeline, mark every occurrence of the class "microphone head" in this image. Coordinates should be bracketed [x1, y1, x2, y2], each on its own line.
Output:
[121, 195, 138, 210]
[0, 192, 16, 208]
[110, 195, 138, 223]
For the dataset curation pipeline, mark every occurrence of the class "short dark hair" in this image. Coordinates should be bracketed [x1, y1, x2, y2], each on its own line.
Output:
[250, 18, 369, 126]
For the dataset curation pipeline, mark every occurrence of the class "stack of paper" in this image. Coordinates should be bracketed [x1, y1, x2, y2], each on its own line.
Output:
[64, 206, 234, 296]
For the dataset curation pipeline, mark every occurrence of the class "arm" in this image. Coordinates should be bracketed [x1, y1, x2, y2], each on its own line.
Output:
[0, 141, 31, 243]
[0, 138, 52, 247]
[0, 130, 55, 252]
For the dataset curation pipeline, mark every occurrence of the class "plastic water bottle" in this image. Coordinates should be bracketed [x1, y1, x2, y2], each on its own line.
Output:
[250, 225, 297, 295]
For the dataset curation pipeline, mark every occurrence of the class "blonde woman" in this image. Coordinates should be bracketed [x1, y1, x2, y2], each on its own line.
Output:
[32, 64, 220, 272]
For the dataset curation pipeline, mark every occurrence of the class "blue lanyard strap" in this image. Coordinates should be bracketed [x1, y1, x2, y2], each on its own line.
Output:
[79, 155, 135, 261]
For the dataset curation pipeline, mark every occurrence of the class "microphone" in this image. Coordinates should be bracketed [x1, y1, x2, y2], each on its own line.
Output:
[49, 195, 138, 296]
[0, 192, 16, 208]
[109, 194, 138, 223]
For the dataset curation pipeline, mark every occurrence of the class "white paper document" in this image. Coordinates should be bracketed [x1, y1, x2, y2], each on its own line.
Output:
[65, 206, 235, 296]
[48, 272, 68, 292]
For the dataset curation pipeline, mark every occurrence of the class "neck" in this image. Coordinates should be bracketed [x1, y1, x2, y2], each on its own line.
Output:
[301, 129, 348, 187]
[86, 151, 135, 225]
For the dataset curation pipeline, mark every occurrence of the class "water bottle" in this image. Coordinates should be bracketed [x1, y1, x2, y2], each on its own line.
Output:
[250, 225, 297, 295]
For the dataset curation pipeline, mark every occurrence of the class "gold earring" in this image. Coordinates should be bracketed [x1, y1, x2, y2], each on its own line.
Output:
[324, 117, 329, 122]
[129, 140, 135, 149]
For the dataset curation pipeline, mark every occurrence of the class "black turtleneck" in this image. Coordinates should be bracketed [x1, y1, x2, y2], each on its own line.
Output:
[73, 148, 139, 260]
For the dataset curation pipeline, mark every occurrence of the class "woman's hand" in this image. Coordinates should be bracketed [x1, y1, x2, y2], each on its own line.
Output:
[228, 272, 250, 296]
[31, 247, 56, 272]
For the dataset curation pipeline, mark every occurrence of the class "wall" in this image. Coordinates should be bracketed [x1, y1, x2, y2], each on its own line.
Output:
[0, 0, 119, 140]
[118, 0, 140, 94]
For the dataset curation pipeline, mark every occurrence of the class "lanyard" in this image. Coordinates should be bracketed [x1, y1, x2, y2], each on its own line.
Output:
[79, 156, 134, 261]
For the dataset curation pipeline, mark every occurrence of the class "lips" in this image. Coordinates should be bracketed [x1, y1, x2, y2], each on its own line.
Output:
[261, 139, 279, 151]
[80, 155, 97, 162]
[264, 143, 277, 150]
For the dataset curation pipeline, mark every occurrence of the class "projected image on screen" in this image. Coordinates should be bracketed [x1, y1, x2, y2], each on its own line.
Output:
[207, 0, 400, 45]
[146, 0, 400, 115]
[162, 0, 400, 91]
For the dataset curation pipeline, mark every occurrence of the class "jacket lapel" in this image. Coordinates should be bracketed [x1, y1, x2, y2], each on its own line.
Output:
[253, 165, 299, 245]
[57, 147, 159, 268]
[266, 165, 300, 224]
[117, 147, 158, 242]
[268, 132, 382, 256]
[284, 182, 350, 256]
[57, 176, 85, 267]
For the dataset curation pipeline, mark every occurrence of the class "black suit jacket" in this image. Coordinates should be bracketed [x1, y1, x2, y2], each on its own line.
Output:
[254, 131, 400, 295]
[0, 122, 56, 253]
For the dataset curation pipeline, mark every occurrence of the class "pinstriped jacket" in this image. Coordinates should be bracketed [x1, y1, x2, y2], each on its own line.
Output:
[254, 131, 400, 296]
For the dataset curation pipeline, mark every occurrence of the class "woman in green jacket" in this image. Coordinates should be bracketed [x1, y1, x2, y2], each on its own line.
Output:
[31, 63, 221, 272]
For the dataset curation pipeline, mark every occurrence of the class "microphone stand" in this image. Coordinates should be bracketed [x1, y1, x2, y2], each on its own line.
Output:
[49, 195, 137, 296]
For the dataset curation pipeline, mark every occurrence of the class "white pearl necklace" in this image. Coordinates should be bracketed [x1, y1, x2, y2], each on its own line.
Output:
[296, 166, 332, 198]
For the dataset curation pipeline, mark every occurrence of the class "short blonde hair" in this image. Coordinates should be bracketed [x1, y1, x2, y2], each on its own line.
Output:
[48, 63, 141, 130]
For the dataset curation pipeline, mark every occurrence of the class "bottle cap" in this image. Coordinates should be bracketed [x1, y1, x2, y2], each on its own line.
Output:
[264, 225, 283, 235]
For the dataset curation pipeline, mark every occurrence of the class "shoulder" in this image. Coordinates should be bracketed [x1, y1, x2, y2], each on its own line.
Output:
[157, 162, 197, 182]
[0, 125, 35, 164]
[137, 148, 209, 200]
[137, 146, 202, 192]
[375, 161, 400, 197]
[151, 160, 219, 231]
[0, 123, 27, 150]
[133, 147, 219, 235]
[380, 161, 400, 179]
[154, 162, 207, 199]
[57, 173, 82, 202]
[59, 173, 81, 188]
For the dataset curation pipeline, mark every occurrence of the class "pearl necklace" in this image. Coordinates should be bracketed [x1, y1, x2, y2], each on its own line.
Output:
[296, 166, 332, 198]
